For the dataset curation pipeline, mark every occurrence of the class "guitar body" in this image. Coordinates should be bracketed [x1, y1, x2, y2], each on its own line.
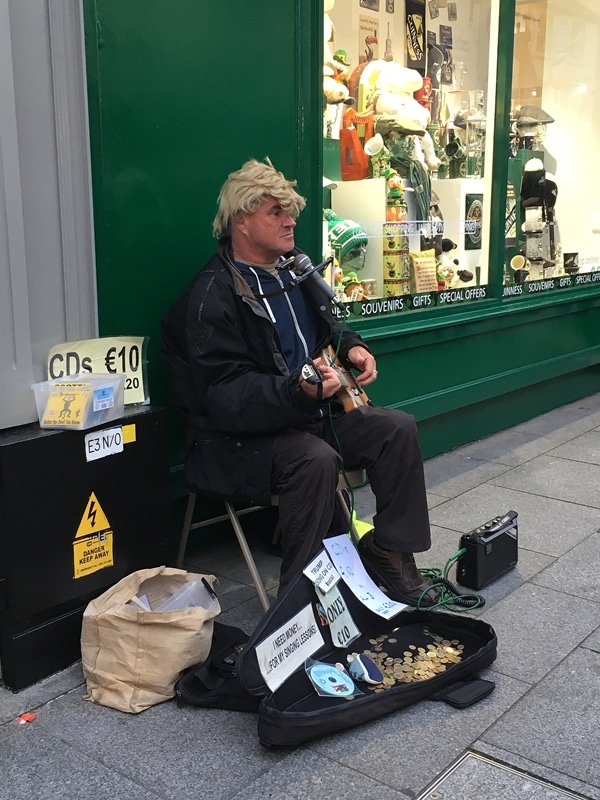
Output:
[321, 345, 372, 414]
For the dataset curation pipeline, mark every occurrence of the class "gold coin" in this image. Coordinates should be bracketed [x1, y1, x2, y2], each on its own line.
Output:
[409, 644, 416, 650]
[369, 639, 378, 645]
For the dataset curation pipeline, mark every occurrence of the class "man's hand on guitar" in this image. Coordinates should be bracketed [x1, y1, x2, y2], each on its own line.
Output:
[299, 357, 342, 401]
[347, 345, 378, 386]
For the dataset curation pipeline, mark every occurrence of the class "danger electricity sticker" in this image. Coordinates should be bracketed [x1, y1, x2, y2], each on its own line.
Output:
[73, 492, 114, 579]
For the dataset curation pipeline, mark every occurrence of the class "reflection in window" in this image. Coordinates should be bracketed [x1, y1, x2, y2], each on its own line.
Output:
[506, 0, 600, 292]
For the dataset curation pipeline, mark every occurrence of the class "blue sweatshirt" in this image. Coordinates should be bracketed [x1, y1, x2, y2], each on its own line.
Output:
[235, 259, 321, 374]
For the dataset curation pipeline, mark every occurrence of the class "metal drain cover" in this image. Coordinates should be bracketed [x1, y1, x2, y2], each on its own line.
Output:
[416, 751, 592, 800]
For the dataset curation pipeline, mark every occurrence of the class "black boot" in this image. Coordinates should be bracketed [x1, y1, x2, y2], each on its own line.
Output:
[358, 531, 440, 607]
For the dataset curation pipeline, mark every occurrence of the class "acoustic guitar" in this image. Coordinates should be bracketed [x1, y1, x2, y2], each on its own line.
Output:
[321, 345, 372, 414]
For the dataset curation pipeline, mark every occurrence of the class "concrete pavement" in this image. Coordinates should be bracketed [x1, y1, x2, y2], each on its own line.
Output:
[2, 393, 600, 799]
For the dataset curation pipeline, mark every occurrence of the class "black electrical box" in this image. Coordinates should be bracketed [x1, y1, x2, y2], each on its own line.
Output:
[456, 511, 518, 590]
[0, 406, 171, 690]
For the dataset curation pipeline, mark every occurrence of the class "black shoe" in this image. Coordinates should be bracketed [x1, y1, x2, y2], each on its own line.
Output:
[358, 531, 440, 607]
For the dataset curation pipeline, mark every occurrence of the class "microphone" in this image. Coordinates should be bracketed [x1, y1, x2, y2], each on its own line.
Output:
[288, 254, 346, 309]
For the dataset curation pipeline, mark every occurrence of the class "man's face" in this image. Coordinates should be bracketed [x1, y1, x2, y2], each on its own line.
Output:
[235, 197, 297, 263]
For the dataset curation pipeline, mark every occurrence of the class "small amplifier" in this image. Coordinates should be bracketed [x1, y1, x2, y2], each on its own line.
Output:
[456, 510, 518, 590]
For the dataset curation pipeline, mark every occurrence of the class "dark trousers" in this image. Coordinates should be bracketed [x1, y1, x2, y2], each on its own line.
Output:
[271, 406, 431, 592]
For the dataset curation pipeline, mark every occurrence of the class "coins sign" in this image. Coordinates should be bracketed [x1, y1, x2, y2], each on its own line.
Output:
[337, 625, 351, 646]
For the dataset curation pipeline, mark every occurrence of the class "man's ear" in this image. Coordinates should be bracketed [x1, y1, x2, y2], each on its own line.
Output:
[232, 212, 247, 238]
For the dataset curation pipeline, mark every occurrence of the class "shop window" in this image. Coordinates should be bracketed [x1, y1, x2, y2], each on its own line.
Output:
[322, 0, 495, 320]
[504, 0, 600, 298]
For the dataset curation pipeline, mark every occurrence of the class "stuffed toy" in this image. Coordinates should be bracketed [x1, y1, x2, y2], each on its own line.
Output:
[324, 69, 351, 105]
[368, 63, 441, 173]
[436, 238, 459, 288]
[332, 49, 351, 88]
[324, 209, 368, 265]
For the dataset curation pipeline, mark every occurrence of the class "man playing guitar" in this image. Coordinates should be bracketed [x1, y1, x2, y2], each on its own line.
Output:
[162, 158, 439, 606]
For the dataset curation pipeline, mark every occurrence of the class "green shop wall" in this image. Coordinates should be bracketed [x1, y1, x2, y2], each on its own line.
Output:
[83, 0, 323, 474]
[84, 0, 600, 503]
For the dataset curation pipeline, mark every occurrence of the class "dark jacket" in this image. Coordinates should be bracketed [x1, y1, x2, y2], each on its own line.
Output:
[161, 242, 366, 504]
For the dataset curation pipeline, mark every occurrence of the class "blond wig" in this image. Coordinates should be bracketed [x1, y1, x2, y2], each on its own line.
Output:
[212, 158, 306, 238]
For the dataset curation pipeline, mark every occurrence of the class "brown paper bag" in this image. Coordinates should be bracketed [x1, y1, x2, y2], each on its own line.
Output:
[81, 566, 220, 713]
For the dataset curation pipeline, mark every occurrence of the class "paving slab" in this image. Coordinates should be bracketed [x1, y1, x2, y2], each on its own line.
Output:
[417, 751, 594, 800]
[490, 455, 600, 508]
[0, 663, 84, 725]
[185, 535, 282, 590]
[218, 594, 271, 634]
[32, 686, 286, 800]
[351, 485, 454, 515]
[482, 647, 600, 791]
[454, 428, 566, 466]
[231, 748, 409, 800]
[428, 483, 600, 557]
[0, 720, 161, 800]
[509, 408, 600, 444]
[532, 530, 600, 603]
[483, 583, 599, 683]
[425, 452, 516, 495]
[545, 430, 600, 466]
[582, 626, 600, 653]
[427, 491, 448, 509]
[310, 669, 530, 798]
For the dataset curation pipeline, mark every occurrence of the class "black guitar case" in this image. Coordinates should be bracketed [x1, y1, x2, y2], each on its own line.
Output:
[236, 550, 497, 747]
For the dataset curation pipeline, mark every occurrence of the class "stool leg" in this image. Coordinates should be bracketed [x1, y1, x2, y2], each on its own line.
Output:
[336, 488, 361, 545]
[225, 502, 270, 612]
[176, 492, 197, 568]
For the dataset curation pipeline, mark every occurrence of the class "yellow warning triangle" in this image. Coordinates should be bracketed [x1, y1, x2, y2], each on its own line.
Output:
[75, 492, 111, 538]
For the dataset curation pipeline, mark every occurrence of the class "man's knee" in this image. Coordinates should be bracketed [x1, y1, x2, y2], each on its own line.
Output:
[367, 406, 418, 439]
[298, 438, 342, 480]
[272, 430, 342, 492]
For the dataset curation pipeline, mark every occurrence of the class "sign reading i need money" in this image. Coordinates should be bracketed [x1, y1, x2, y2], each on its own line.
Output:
[47, 336, 150, 406]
